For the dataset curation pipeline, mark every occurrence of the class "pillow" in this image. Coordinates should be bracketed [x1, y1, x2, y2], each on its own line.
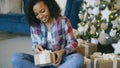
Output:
[0, 0, 22, 14]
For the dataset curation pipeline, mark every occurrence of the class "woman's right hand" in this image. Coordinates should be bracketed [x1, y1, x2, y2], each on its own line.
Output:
[35, 44, 44, 54]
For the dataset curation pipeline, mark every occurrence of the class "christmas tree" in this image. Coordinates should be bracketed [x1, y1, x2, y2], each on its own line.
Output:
[78, 0, 120, 46]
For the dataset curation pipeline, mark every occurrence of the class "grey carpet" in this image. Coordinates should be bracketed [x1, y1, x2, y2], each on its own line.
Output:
[0, 34, 33, 68]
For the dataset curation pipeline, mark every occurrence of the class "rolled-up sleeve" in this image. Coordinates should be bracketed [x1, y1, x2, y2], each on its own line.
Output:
[64, 18, 78, 54]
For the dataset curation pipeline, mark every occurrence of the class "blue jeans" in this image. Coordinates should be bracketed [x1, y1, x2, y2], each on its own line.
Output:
[11, 53, 84, 68]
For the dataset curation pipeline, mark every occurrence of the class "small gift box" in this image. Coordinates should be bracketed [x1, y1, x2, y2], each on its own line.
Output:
[90, 52, 120, 68]
[34, 50, 56, 66]
[76, 39, 97, 57]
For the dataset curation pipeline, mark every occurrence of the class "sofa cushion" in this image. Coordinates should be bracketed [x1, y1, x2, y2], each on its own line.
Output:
[0, 14, 30, 34]
[0, 14, 24, 23]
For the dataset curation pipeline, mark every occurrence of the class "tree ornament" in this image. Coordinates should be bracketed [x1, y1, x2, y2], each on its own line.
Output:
[87, 14, 92, 21]
[78, 23, 85, 35]
[111, 17, 120, 28]
[84, 22, 90, 35]
[90, 25, 96, 34]
[96, 23, 101, 28]
[99, 1, 107, 10]
[109, 10, 119, 21]
[101, 7, 111, 22]
[92, 6, 100, 15]
[81, 21, 86, 26]
[98, 30, 112, 45]
[88, 7, 92, 15]
[78, 11, 84, 20]
[89, 14, 94, 20]
[91, 17, 96, 23]
[94, 0, 100, 6]
[96, 16, 101, 23]
[101, 23, 108, 30]
[108, 2, 116, 10]
[109, 29, 117, 37]
[95, 18, 101, 28]
[91, 38, 99, 45]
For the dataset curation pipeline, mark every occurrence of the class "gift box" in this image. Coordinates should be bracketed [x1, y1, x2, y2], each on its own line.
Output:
[34, 50, 56, 66]
[82, 56, 92, 68]
[90, 52, 120, 68]
[76, 39, 97, 57]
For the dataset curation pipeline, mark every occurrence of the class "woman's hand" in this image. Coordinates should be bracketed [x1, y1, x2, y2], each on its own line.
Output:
[53, 49, 66, 66]
[35, 44, 44, 54]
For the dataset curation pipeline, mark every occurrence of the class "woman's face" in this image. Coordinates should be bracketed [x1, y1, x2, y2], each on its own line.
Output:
[33, 1, 50, 23]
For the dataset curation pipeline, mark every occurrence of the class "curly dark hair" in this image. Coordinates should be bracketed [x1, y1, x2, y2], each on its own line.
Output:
[25, 0, 61, 26]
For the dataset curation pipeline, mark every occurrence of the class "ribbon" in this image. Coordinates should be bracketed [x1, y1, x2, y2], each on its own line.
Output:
[87, 62, 91, 68]
[113, 60, 117, 68]
[94, 58, 103, 68]
[82, 43, 89, 56]
[84, 56, 91, 68]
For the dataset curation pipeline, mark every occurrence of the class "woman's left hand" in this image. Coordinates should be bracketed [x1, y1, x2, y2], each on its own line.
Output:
[53, 49, 66, 66]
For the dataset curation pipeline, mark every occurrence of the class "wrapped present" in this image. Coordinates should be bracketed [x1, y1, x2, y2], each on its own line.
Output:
[76, 39, 97, 57]
[34, 50, 56, 66]
[82, 56, 92, 68]
[90, 52, 120, 68]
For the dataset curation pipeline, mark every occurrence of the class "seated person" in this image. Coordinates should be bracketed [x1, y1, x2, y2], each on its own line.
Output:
[11, 0, 84, 68]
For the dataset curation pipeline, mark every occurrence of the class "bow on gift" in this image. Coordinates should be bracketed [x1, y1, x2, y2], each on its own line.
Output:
[102, 53, 117, 60]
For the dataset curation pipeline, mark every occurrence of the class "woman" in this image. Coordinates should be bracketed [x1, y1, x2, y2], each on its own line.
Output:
[11, 0, 83, 68]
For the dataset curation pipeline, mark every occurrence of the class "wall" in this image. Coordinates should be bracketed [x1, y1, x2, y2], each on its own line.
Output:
[0, 0, 23, 14]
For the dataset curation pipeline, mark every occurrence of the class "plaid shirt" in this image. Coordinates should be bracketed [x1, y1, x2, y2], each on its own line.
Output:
[30, 16, 78, 54]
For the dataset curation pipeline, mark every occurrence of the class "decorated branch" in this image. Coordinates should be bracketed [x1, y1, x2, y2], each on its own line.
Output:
[78, 0, 120, 45]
